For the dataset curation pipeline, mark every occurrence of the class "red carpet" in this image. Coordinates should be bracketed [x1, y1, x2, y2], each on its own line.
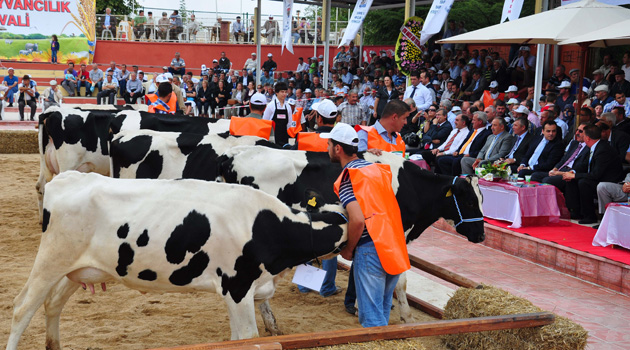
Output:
[485, 218, 630, 265]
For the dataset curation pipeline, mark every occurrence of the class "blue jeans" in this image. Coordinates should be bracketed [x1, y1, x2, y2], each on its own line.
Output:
[297, 257, 338, 296]
[77, 80, 92, 96]
[6, 86, 18, 103]
[353, 241, 400, 327]
[344, 264, 356, 308]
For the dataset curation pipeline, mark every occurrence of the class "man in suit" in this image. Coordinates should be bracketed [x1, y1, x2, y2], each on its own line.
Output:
[438, 111, 492, 175]
[464, 69, 487, 102]
[532, 123, 590, 185]
[597, 173, 630, 216]
[460, 117, 514, 175]
[516, 120, 565, 178]
[420, 114, 470, 171]
[498, 118, 535, 173]
[561, 124, 625, 225]
[596, 117, 630, 163]
[421, 108, 453, 150]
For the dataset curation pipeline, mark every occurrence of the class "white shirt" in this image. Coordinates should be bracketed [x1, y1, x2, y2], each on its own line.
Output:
[403, 83, 432, 111]
[438, 127, 470, 155]
[554, 117, 568, 139]
[623, 64, 630, 83]
[18, 83, 35, 101]
[262, 96, 293, 130]
[296, 62, 309, 73]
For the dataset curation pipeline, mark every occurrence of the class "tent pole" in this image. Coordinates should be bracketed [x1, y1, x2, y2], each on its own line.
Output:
[359, 24, 364, 65]
[534, 44, 545, 113]
[576, 43, 590, 131]
[323, 0, 331, 90]
[256, 0, 262, 87]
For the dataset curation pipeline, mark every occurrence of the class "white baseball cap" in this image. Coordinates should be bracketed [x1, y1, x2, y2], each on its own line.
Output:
[519, 46, 530, 52]
[49, 80, 57, 86]
[594, 84, 609, 92]
[507, 98, 519, 105]
[514, 105, 529, 114]
[304, 88, 313, 93]
[155, 74, 168, 83]
[489, 81, 498, 88]
[558, 80, 571, 89]
[582, 86, 589, 93]
[288, 98, 296, 105]
[201, 64, 207, 69]
[312, 99, 338, 119]
[267, 53, 273, 57]
[505, 85, 518, 93]
[353, 75, 360, 81]
[250, 92, 267, 105]
[319, 122, 358, 146]
[452, 106, 462, 113]
[164, 72, 174, 80]
[432, 80, 440, 85]
[212, 59, 218, 63]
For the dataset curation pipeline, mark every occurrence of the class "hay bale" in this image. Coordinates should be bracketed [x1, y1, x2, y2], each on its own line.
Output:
[308, 339, 426, 350]
[0, 130, 39, 154]
[442, 284, 587, 350]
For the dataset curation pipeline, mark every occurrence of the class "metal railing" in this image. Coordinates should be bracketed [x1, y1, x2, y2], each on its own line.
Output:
[95, 13, 349, 45]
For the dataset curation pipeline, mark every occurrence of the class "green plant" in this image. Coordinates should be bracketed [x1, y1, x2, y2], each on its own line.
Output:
[479, 162, 511, 179]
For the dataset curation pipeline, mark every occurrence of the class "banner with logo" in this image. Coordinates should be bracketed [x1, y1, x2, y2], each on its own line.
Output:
[501, 0, 524, 22]
[281, 0, 294, 54]
[338, 0, 373, 48]
[419, 0, 454, 45]
[562, 0, 630, 4]
[0, 0, 96, 63]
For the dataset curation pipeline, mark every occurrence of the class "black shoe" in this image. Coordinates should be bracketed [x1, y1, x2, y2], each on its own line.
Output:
[345, 305, 357, 316]
[578, 218, 597, 225]
[324, 287, 343, 297]
[592, 224, 600, 229]
[8, 103, 13, 107]
[570, 212, 583, 220]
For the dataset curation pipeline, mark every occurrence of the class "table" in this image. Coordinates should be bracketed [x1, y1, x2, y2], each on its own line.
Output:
[410, 159, 430, 171]
[593, 203, 630, 249]
[478, 179, 566, 228]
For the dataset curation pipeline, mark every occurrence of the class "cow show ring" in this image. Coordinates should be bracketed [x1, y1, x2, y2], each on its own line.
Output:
[1, 107, 560, 350]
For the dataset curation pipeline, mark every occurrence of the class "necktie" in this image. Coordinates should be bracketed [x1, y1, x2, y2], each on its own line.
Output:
[458, 129, 477, 155]
[588, 150, 594, 172]
[443, 129, 460, 151]
[560, 143, 584, 170]
[410, 85, 417, 98]
[507, 135, 521, 159]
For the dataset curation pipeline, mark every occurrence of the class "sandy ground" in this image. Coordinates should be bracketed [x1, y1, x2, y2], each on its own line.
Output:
[0, 154, 447, 350]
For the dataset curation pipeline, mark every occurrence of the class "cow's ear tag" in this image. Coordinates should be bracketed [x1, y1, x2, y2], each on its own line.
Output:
[308, 196, 317, 207]
[445, 189, 453, 197]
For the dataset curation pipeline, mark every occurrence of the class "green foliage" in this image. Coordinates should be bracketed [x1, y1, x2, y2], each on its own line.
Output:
[364, 9, 404, 45]
[96, 0, 140, 16]
[479, 162, 511, 179]
[179, 0, 188, 19]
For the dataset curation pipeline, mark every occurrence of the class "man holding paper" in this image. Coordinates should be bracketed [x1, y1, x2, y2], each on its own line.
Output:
[321, 123, 410, 327]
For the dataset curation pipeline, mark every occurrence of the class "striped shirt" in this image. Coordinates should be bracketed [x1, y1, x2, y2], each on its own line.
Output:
[339, 158, 372, 242]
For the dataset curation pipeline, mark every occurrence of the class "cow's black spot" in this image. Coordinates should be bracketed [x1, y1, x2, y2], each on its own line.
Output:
[165, 211, 211, 264]
[116, 243, 135, 277]
[117, 224, 129, 239]
[137, 229, 149, 247]
[136, 150, 163, 179]
[138, 111, 211, 135]
[110, 135, 153, 178]
[176, 133, 204, 155]
[275, 152, 340, 207]
[254, 139, 281, 148]
[138, 269, 157, 281]
[182, 144, 220, 181]
[42, 209, 50, 232]
[239, 176, 259, 189]
[215, 131, 230, 139]
[169, 251, 210, 286]
[216, 268, 223, 276]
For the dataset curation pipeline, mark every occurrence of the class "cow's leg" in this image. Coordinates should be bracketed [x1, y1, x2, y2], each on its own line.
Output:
[395, 272, 415, 323]
[7, 273, 65, 350]
[224, 293, 259, 340]
[43, 277, 80, 350]
[258, 300, 282, 336]
[38, 138, 58, 223]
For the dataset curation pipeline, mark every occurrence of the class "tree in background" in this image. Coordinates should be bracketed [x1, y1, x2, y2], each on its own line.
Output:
[179, 0, 189, 19]
[96, 0, 140, 15]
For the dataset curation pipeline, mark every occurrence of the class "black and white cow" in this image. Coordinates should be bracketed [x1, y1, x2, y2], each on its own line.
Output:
[7, 172, 348, 350]
[110, 130, 277, 181]
[36, 107, 231, 221]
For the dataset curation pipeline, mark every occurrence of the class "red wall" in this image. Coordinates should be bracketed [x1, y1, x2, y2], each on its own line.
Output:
[93, 41, 394, 74]
[467, 44, 584, 75]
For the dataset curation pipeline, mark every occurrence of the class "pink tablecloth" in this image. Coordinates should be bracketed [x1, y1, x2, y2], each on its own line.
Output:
[593, 203, 630, 249]
[478, 179, 568, 228]
[410, 159, 430, 170]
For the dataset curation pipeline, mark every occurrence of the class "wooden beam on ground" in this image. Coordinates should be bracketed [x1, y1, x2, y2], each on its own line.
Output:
[149, 312, 555, 350]
[409, 255, 481, 289]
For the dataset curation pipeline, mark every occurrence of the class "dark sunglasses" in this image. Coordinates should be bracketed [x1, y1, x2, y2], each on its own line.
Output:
[428, 108, 437, 111]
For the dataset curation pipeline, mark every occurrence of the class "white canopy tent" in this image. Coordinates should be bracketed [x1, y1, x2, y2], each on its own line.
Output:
[558, 19, 630, 47]
[437, 0, 630, 113]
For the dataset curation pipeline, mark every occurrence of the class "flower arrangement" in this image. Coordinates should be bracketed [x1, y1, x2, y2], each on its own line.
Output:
[478, 162, 511, 181]
[395, 16, 425, 76]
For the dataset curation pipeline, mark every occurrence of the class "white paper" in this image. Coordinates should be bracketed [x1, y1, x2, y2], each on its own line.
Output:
[292, 264, 326, 291]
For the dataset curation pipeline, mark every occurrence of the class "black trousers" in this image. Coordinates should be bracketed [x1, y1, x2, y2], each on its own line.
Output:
[19, 100, 37, 121]
[123, 91, 145, 104]
[97, 90, 116, 105]
[437, 155, 464, 176]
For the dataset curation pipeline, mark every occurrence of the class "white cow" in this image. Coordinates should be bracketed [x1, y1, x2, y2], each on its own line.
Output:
[7, 172, 348, 350]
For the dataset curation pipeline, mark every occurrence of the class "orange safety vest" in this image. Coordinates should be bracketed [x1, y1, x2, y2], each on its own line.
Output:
[229, 117, 274, 140]
[355, 125, 406, 157]
[287, 106, 304, 138]
[147, 93, 177, 114]
[297, 132, 328, 152]
[482, 90, 505, 109]
[333, 164, 410, 275]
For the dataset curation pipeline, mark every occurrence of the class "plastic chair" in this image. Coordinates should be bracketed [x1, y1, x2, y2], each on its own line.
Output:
[117, 19, 131, 41]
[101, 29, 113, 40]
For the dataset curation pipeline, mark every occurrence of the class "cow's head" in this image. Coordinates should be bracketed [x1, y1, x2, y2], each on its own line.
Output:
[442, 176, 485, 243]
[311, 205, 348, 260]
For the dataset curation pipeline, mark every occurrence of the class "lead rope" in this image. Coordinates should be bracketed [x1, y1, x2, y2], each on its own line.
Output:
[451, 177, 485, 227]
[306, 212, 320, 266]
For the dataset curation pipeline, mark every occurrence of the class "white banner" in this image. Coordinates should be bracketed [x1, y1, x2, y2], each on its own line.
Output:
[501, 0, 524, 22]
[420, 0, 454, 45]
[562, 0, 630, 4]
[281, 0, 294, 54]
[338, 0, 373, 48]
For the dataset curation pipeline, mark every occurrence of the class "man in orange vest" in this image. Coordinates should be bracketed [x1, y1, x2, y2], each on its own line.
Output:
[482, 80, 505, 108]
[147, 79, 177, 114]
[321, 123, 409, 327]
[356, 100, 410, 156]
[229, 92, 275, 139]
[293, 99, 337, 151]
